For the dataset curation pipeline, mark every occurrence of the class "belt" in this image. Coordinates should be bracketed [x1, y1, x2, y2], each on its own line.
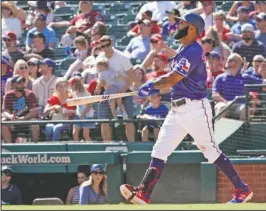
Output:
[171, 98, 187, 108]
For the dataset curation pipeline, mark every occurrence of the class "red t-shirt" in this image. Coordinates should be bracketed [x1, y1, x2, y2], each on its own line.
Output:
[221, 27, 231, 42]
[146, 70, 168, 81]
[207, 69, 224, 88]
[131, 23, 161, 35]
[3, 90, 38, 116]
[47, 95, 76, 110]
[69, 11, 104, 32]
[86, 78, 98, 95]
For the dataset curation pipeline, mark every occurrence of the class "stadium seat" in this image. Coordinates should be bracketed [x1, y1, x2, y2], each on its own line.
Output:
[130, 58, 143, 65]
[102, 14, 117, 25]
[220, 1, 234, 12]
[54, 48, 67, 60]
[116, 35, 132, 47]
[108, 3, 131, 14]
[54, 6, 78, 22]
[57, 58, 76, 71]
[119, 14, 136, 24]
[108, 24, 130, 40]
[33, 198, 63, 205]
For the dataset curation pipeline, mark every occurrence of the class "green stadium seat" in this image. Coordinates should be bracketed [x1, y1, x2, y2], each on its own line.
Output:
[54, 48, 67, 60]
[108, 3, 131, 14]
[116, 35, 132, 46]
[119, 14, 136, 24]
[130, 58, 143, 65]
[220, 1, 233, 12]
[57, 58, 76, 70]
[108, 24, 129, 40]
[102, 14, 117, 24]
[54, 6, 78, 21]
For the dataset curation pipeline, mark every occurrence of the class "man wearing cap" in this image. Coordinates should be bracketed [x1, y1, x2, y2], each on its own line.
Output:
[255, 12, 266, 47]
[231, 6, 256, 35]
[162, 9, 180, 36]
[2, 76, 40, 143]
[26, 14, 57, 51]
[205, 51, 224, 88]
[120, 12, 255, 204]
[128, 10, 161, 37]
[49, 1, 103, 33]
[1, 166, 22, 205]
[2, 32, 24, 65]
[32, 58, 58, 114]
[146, 53, 168, 81]
[25, 31, 55, 60]
[1, 56, 13, 97]
[125, 19, 153, 60]
[232, 23, 265, 64]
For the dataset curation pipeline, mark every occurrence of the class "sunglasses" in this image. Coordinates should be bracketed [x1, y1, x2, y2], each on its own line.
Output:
[228, 59, 237, 63]
[202, 39, 213, 44]
[94, 47, 102, 51]
[92, 172, 104, 175]
[150, 39, 159, 44]
[253, 60, 264, 63]
[20, 66, 28, 70]
[101, 43, 111, 49]
[28, 62, 37, 66]
[77, 176, 85, 179]
[3, 38, 11, 42]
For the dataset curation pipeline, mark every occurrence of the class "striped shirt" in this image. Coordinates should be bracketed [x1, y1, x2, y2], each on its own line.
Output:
[72, 186, 80, 204]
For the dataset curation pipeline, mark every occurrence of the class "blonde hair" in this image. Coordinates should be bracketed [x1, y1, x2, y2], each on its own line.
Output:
[71, 77, 86, 93]
[74, 36, 88, 48]
[54, 77, 69, 93]
[13, 59, 29, 77]
[229, 53, 243, 65]
[213, 10, 226, 20]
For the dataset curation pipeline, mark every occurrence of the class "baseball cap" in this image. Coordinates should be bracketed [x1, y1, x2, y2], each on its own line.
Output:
[151, 34, 163, 43]
[256, 12, 266, 20]
[28, 58, 40, 65]
[30, 31, 46, 39]
[39, 58, 56, 68]
[205, 51, 221, 60]
[166, 9, 180, 17]
[2, 32, 17, 41]
[2, 166, 13, 177]
[237, 6, 249, 13]
[90, 164, 105, 173]
[11, 76, 26, 84]
[35, 13, 47, 21]
[175, 12, 205, 36]
[154, 52, 168, 64]
[138, 19, 152, 25]
[241, 23, 254, 33]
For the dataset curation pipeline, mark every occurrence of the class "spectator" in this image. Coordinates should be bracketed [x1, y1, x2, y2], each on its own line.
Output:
[73, 36, 89, 61]
[212, 53, 265, 120]
[1, 166, 22, 205]
[201, 27, 231, 65]
[27, 58, 41, 81]
[49, 1, 103, 33]
[69, 76, 95, 142]
[255, 12, 266, 47]
[124, 19, 153, 60]
[5, 60, 33, 94]
[44, 78, 76, 141]
[1, 1, 22, 38]
[26, 14, 57, 50]
[162, 9, 180, 37]
[79, 164, 107, 205]
[25, 32, 55, 60]
[61, 26, 78, 47]
[200, 0, 215, 33]
[231, 6, 256, 36]
[244, 55, 265, 78]
[95, 56, 129, 120]
[255, 1, 266, 14]
[146, 53, 169, 81]
[128, 10, 161, 37]
[2, 76, 40, 143]
[213, 11, 231, 44]
[138, 93, 168, 142]
[66, 171, 88, 204]
[136, 1, 177, 22]
[1, 56, 13, 99]
[86, 21, 107, 42]
[177, 1, 203, 14]
[98, 35, 135, 142]
[227, 1, 256, 22]
[32, 58, 58, 114]
[2, 32, 24, 66]
[205, 51, 224, 88]
[232, 23, 266, 65]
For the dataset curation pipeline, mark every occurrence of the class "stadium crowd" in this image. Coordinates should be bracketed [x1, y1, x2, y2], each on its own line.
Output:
[1, 0, 266, 144]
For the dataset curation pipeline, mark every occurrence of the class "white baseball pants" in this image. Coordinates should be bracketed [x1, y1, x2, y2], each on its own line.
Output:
[152, 98, 221, 163]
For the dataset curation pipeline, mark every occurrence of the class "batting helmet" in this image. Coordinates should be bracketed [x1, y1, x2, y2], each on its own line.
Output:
[176, 12, 205, 36]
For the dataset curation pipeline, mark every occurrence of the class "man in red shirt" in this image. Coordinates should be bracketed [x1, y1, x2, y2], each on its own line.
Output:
[146, 52, 168, 81]
[2, 76, 40, 143]
[49, 1, 103, 33]
[205, 51, 224, 88]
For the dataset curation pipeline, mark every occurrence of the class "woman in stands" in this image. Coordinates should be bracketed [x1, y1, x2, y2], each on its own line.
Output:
[227, 1, 256, 22]
[44, 78, 76, 141]
[5, 59, 33, 93]
[79, 164, 107, 204]
[27, 58, 41, 81]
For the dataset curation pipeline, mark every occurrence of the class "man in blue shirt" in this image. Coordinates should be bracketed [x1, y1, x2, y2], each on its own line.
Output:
[255, 12, 266, 47]
[213, 53, 265, 120]
[244, 55, 265, 78]
[231, 6, 256, 35]
[124, 19, 152, 60]
[120, 12, 255, 205]
[26, 14, 57, 51]
[162, 9, 180, 37]
[232, 23, 266, 64]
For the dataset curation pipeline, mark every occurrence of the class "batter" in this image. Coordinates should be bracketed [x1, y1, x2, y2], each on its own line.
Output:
[120, 13, 253, 204]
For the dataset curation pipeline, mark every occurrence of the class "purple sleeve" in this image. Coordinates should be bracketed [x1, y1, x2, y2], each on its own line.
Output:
[172, 50, 200, 78]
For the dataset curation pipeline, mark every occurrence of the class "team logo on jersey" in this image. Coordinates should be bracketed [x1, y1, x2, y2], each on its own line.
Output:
[178, 58, 191, 72]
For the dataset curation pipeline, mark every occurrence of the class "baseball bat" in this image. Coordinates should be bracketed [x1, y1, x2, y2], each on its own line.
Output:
[66, 91, 138, 106]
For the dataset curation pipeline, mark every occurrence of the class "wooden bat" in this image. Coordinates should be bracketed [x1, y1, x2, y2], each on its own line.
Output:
[66, 91, 138, 106]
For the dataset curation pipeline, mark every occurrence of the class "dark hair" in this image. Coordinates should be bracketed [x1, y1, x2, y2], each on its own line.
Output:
[100, 35, 112, 43]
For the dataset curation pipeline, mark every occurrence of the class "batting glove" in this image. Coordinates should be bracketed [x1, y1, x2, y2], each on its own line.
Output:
[138, 82, 160, 97]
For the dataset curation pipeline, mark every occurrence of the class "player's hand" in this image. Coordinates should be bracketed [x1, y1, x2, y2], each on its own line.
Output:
[138, 82, 160, 97]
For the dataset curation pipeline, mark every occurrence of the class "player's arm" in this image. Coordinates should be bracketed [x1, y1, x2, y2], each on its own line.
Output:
[153, 72, 184, 91]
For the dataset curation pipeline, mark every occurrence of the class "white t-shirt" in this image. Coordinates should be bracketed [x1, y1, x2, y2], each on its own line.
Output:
[32, 75, 58, 112]
[201, 13, 214, 33]
[74, 91, 94, 118]
[2, 17, 22, 38]
[136, 1, 177, 22]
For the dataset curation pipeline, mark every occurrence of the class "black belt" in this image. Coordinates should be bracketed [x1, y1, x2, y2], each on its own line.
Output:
[171, 98, 187, 108]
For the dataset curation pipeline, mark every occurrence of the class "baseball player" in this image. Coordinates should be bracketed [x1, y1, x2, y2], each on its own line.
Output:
[120, 13, 253, 204]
